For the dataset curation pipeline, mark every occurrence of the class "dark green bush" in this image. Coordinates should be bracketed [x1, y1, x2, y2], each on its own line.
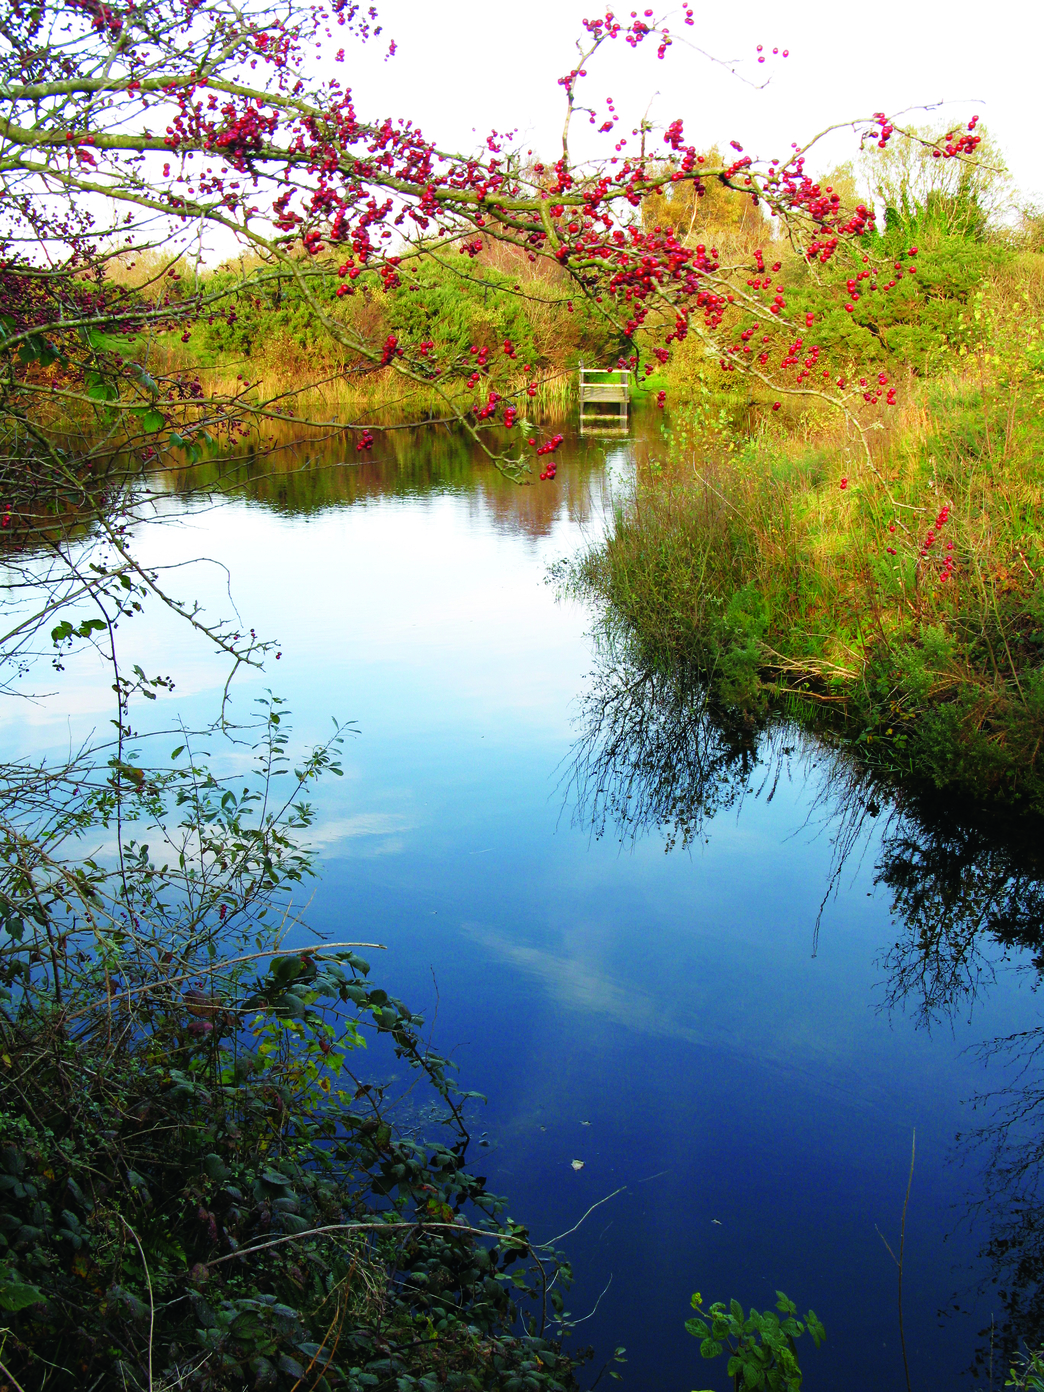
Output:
[0, 949, 579, 1391]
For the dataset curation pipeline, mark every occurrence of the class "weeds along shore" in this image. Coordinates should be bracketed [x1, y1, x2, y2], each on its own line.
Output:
[581, 245, 1044, 815]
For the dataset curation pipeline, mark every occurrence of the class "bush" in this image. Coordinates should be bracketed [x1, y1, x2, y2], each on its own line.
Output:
[0, 710, 579, 1391]
[0, 955, 577, 1391]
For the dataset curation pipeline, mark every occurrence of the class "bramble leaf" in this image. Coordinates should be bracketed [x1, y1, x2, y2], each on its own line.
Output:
[0, 1280, 44, 1311]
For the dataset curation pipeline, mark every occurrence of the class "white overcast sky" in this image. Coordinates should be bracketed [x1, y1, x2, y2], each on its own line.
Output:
[341, 0, 1040, 206]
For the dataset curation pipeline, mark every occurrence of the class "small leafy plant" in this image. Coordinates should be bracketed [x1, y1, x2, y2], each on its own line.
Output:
[1008, 1348, 1044, 1390]
[686, 1289, 826, 1392]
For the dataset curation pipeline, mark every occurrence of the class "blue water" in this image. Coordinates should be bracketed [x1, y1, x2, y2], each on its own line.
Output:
[4, 423, 1041, 1390]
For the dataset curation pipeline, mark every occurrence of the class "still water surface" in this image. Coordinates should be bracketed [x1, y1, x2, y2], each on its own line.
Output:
[7, 417, 1044, 1390]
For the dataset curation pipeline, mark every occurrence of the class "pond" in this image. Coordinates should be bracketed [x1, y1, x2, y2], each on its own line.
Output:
[5, 411, 1044, 1391]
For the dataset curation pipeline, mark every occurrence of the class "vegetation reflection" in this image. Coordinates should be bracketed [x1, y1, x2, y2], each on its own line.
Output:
[567, 633, 1044, 1373]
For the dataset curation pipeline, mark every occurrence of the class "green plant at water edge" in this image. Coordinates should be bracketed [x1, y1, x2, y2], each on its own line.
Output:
[0, 231, 585, 1385]
[685, 1289, 825, 1392]
[1008, 1349, 1044, 1390]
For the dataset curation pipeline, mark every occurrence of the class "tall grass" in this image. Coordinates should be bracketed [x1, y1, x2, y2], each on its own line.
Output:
[146, 337, 576, 429]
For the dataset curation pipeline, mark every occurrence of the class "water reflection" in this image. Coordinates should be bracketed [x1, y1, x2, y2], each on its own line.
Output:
[565, 631, 761, 852]
[969, 1025, 1044, 1362]
[570, 634, 1044, 1016]
[567, 632, 1044, 1369]
[874, 806, 1044, 1025]
[157, 412, 657, 542]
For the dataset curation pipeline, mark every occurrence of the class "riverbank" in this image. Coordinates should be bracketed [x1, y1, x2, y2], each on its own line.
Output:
[580, 248, 1044, 814]
[110, 241, 624, 430]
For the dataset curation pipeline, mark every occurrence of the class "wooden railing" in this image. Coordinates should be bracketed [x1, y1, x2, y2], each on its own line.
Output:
[578, 364, 630, 434]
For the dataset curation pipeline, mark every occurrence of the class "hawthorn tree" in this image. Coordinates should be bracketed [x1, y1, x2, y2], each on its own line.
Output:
[0, 0, 987, 494]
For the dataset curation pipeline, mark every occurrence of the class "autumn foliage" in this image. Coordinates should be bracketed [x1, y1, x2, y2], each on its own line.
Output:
[0, 0, 987, 484]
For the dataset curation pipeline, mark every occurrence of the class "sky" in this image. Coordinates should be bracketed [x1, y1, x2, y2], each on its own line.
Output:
[341, 0, 1040, 207]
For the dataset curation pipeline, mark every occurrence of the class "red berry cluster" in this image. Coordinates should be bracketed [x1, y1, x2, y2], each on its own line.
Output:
[921, 504, 952, 561]
[475, 390, 501, 420]
[528, 433, 563, 480]
[933, 117, 981, 159]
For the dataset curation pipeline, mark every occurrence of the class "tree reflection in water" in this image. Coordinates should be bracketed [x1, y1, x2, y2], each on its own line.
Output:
[566, 633, 1044, 1365]
[563, 631, 764, 852]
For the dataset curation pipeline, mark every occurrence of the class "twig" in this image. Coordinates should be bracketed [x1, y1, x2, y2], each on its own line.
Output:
[877, 1129, 916, 1392]
[117, 1216, 155, 1391]
[559, 1273, 613, 1327]
[65, 942, 386, 1020]
[206, 1219, 526, 1267]
[0, 1358, 30, 1392]
[538, 1187, 627, 1247]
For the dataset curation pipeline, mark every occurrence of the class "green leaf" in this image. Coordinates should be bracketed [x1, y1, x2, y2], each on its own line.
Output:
[141, 408, 165, 433]
[0, 1279, 44, 1311]
[699, 1339, 723, 1360]
[203, 1154, 229, 1182]
[685, 1318, 709, 1338]
[126, 362, 159, 395]
[110, 1285, 148, 1320]
[86, 378, 118, 403]
[18, 335, 44, 364]
[250, 1357, 277, 1386]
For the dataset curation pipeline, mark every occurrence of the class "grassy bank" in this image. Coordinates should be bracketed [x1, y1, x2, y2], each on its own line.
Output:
[115, 242, 623, 423]
[582, 247, 1044, 813]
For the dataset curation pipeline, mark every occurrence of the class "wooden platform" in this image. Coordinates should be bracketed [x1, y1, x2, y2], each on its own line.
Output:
[579, 365, 630, 434]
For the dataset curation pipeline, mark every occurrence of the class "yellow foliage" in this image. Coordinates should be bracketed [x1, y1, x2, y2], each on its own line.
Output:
[642, 147, 771, 255]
